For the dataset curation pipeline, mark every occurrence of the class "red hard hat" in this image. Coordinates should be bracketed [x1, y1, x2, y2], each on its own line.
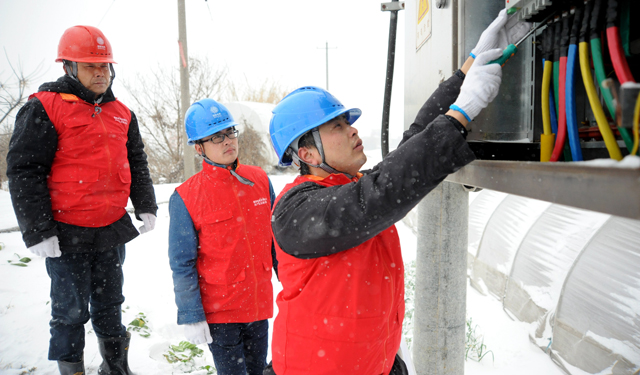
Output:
[56, 25, 116, 63]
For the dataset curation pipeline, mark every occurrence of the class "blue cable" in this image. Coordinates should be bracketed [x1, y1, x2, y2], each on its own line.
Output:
[549, 89, 558, 135]
[565, 44, 583, 161]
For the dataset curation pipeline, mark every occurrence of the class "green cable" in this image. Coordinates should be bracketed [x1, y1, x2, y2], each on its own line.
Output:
[591, 38, 635, 152]
[553, 61, 560, 115]
[621, 0, 631, 56]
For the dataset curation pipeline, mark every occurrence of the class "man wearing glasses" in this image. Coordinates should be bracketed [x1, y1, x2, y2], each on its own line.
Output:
[168, 98, 278, 375]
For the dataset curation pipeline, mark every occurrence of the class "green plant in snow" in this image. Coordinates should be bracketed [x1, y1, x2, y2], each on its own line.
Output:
[403, 260, 416, 349]
[127, 312, 151, 338]
[163, 341, 216, 374]
[7, 253, 31, 267]
[465, 317, 494, 363]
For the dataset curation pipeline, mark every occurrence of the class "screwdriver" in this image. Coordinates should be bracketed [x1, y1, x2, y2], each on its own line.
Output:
[488, 11, 557, 66]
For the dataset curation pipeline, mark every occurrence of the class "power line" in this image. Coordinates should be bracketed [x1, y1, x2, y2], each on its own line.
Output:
[97, 0, 116, 27]
[205, 0, 215, 22]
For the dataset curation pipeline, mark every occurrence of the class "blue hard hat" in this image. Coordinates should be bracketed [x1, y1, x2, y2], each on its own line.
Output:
[185, 98, 238, 145]
[269, 86, 361, 166]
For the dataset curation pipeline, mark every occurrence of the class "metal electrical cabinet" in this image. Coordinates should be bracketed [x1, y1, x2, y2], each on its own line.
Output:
[406, 0, 638, 161]
[461, 0, 542, 160]
[405, 1, 542, 161]
[404, 0, 640, 220]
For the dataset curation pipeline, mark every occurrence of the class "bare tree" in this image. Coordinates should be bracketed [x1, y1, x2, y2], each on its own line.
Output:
[228, 77, 289, 104]
[122, 56, 227, 183]
[1, 51, 44, 188]
[237, 117, 272, 172]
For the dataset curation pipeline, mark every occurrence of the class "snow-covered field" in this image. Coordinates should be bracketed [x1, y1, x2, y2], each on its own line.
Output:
[0, 174, 564, 374]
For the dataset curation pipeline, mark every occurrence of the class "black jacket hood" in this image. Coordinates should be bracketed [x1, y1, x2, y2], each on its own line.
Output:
[38, 74, 116, 104]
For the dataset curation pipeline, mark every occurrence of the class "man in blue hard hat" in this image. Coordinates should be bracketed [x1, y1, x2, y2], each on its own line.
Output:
[168, 98, 278, 375]
[265, 9, 530, 375]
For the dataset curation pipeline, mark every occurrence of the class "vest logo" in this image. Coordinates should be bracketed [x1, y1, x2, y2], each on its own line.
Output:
[113, 116, 128, 125]
[253, 197, 268, 207]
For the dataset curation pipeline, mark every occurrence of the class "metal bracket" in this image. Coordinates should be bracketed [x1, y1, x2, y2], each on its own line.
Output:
[381, 2, 405, 11]
[620, 82, 640, 129]
[435, 0, 447, 9]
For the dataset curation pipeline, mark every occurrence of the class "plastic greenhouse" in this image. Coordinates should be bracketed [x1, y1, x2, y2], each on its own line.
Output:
[468, 189, 640, 374]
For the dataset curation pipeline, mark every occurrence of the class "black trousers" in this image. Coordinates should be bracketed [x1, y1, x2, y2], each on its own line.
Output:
[46, 245, 128, 362]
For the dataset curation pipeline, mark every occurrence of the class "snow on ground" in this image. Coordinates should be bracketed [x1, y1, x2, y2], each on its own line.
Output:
[0, 175, 563, 374]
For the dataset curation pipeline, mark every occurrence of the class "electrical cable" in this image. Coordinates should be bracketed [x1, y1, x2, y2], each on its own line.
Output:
[589, 0, 616, 118]
[553, 16, 562, 116]
[590, 0, 634, 152]
[606, 0, 635, 83]
[591, 40, 635, 151]
[546, 20, 558, 135]
[542, 59, 554, 162]
[633, 92, 640, 156]
[550, 89, 559, 135]
[551, 11, 572, 162]
[566, 7, 583, 161]
[620, 0, 631, 57]
[579, 0, 622, 160]
[541, 26, 555, 162]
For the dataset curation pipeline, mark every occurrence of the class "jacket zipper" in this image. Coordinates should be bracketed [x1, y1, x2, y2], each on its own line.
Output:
[231, 176, 260, 320]
[94, 104, 112, 221]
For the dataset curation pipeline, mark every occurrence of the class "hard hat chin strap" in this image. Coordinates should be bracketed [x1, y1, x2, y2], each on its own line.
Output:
[109, 63, 116, 82]
[63, 61, 79, 82]
[196, 146, 254, 186]
[290, 128, 354, 179]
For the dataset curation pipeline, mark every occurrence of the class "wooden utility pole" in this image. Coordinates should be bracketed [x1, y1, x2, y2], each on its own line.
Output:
[178, 0, 195, 179]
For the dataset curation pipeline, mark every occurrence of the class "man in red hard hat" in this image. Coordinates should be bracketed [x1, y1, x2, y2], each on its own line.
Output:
[6, 25, 157, 375]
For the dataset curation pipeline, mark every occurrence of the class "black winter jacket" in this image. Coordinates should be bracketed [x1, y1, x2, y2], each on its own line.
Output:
[6, 75, 157, 252]
[272, 70, 475, 259]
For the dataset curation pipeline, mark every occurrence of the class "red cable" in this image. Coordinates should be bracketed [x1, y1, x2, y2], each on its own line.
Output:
[550, 56, 568, 162]
[607, 26, 635, 83]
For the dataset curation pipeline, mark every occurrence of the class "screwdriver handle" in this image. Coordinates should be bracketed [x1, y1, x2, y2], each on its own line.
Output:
[488, 44, 519, 66]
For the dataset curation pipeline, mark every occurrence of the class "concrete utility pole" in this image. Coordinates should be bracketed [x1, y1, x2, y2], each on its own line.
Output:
[413, 181, 468, 375]
[178, 0, 195, 179]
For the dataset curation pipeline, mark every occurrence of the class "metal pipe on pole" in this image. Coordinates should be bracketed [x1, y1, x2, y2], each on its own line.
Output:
[178, 0, 195, 179]
[380, 0, 401, 158]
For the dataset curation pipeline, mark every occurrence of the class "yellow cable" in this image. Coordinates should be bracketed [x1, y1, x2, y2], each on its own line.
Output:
[632, 91, 640, 156]
[579, 42, 623, 160]
[540, 60, 555, 162]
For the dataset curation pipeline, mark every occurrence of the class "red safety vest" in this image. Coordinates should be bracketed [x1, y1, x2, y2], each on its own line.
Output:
[34, 91, 132, 227]
[176, 161, 274, 324]
[271, 174, 404, 375]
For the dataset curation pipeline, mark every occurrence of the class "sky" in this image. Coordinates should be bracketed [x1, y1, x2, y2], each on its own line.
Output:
[0, 0, 406, 145]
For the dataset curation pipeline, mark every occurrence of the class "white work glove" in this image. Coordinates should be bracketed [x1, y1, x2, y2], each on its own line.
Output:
[470, 9, 532, 58]
[184, 321, 213, 345]
[28, 236, 62, 258]
[138, 213, 156, 234]
[450, 49, 503, 122]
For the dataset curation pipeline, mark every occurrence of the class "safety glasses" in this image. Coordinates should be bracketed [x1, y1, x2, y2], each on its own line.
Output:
[202, 129, 239, 144]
